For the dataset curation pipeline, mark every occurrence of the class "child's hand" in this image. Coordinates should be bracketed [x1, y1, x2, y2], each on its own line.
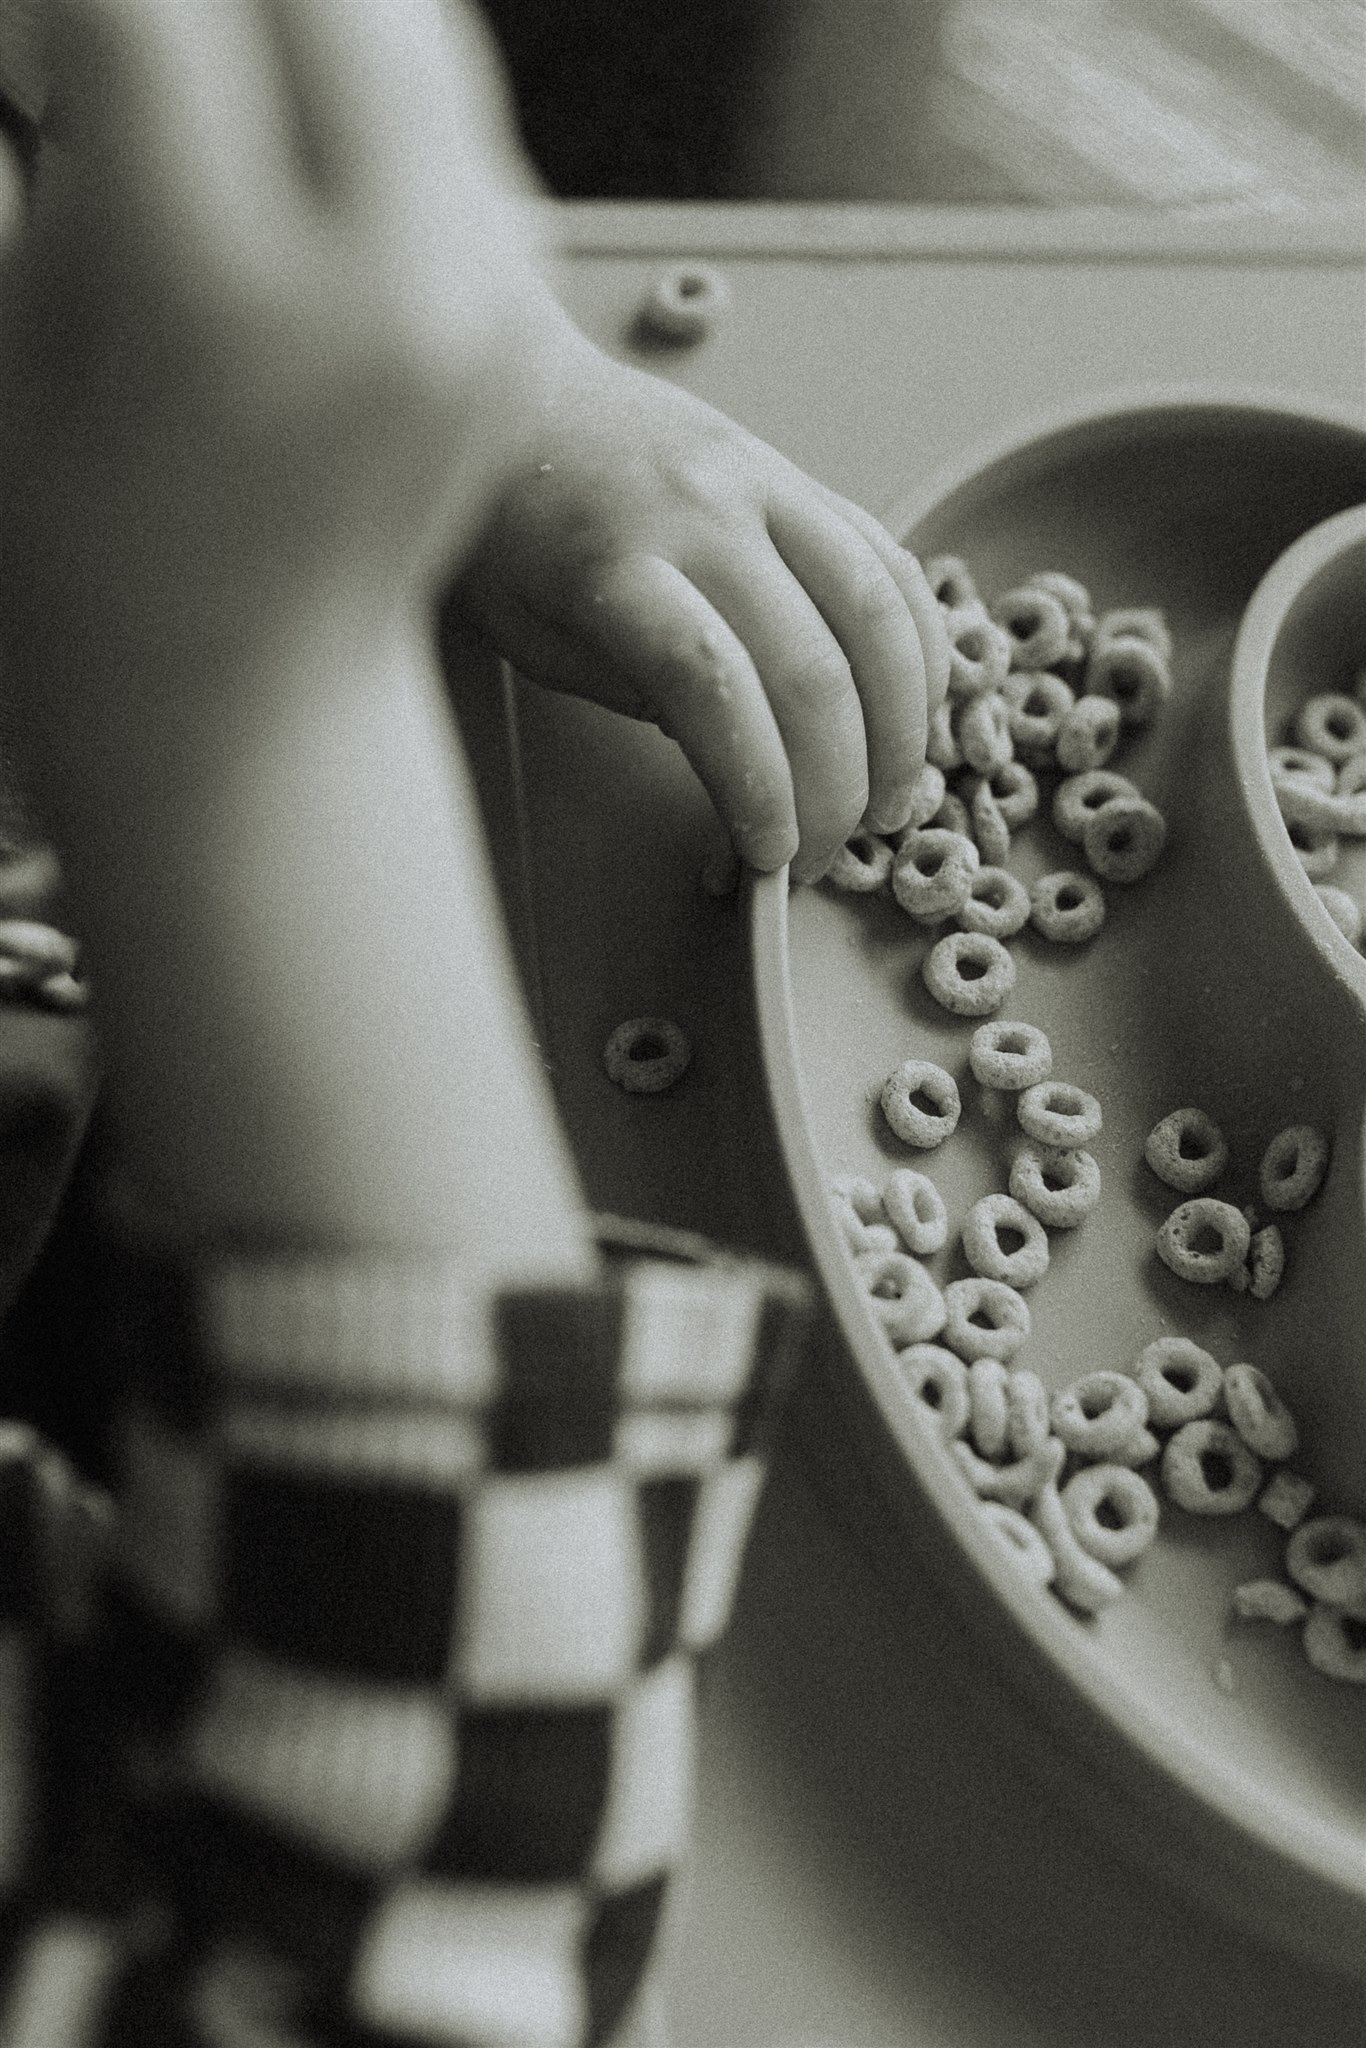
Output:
[455, 332, 950, 883]
[0, 0, 543, 706]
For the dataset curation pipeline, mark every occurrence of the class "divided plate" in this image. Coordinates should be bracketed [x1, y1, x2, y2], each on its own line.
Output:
[750, 397, 1366, 1971]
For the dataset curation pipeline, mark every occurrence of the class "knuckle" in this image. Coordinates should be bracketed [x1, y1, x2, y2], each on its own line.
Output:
[845, 556, 908, 638]
[780, 637, 854, 716]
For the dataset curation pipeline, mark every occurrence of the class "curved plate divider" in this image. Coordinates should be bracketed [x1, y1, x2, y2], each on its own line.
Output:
[750, 397, 1366, 1973]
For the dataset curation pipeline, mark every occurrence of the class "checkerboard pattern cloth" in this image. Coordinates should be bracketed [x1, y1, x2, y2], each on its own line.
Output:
[0, 1236, 810, 2046]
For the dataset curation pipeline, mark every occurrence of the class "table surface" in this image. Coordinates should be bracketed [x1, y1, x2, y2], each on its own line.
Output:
[460, 204, 1366, 2047]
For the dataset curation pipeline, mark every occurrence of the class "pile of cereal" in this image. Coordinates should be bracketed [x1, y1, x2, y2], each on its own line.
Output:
[826, 556, 1171, 1016]
[1265, 659, 1366, 948]
[1145, 1107, 1328, 1299]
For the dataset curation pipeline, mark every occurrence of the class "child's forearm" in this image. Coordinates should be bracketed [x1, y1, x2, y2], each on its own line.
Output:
[17, 604, 596, 1282]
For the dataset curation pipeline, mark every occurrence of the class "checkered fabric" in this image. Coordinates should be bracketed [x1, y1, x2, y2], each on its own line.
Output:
[0, 1233, 810, 2047]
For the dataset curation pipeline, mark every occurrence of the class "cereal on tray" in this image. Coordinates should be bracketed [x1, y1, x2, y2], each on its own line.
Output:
[880, 1058, 961, 1148]
[1224, 1362, 1298, 1460]
[1061, 1463, 1160, 1569]
[1009, 1143, 1101, 1227]
[922, 930, 1017, 1015]
[1006, 1367, 1051, 1455]
[1129, 1336, 1222, 1429]
[826, 832, 893, 893]
[1231, 1579, 1309, 1626]
[968, 1357, 1010, 1459]
[957, 864, 1031, 939]
[1284, 1517, 1366, 1616]
[1302, 1605, 1366, 1685]
[603, 1015, 692, 1093]
[1001, 670, 1074, 759]
[969, 1019, 1052, 1091]
[892, 827, 980, 923]
[1029, 870, 1106, 943]
[924, 553, 979, 611]
[944, 608, 1011, 701]
[1246, 1223, 1285, 1301]
[957, 692, 1014, 775]
[978, 1501, 1056, 1587]
[1155, 1196, 1252, 1284]
[1081, 794, 1167, 883]
[883, 1166, 950, 1255]
[1085, 633, 1172, 728]
[895, 1343, 970, 1442]
[1258, 1123, 1329, 1212]
[1051, 1371, 1155, 1465]
[1161, 1418, 1263, 1516]
[1052, 767, 1139, 842]
[953, 1431, 1063, 1510]
[1143, 1106, 1229, 1195]
[1055, 695, 1121, 774]
[1093, 606, 1172, 661]
[1017, 1080, 1102, 1150]
[989, 585, 1072, 671]
[854, 1248, 947, 1346]
[961, 1192, 1050, 1289]
[940, 1276, 1031, 1362]
[968, 780, 1011, 865]
[1259, 1468, 1315, 1531]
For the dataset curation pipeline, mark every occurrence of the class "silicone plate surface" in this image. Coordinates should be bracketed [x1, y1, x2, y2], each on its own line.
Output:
[750, 398, 1366, 1970]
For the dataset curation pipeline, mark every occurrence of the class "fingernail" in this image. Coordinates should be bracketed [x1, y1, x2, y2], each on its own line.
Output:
[738, 823, 798, 874]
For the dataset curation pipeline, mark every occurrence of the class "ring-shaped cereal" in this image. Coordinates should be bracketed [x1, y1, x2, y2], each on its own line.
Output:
[636, 262, 729, 344]
[1029, 870, 1106, 943]
[982, 760, 1040, 827]
[990, 585, 1071, 670]
[968, 1357, 1010, 1458]
[1094, 606, 1172, 661]
[1314, 884, 1363, 946]
[1051, 1371, 1150, 1461]
[978, 1501, 1055, 1587]
[923, 931, 1016, 1016]
[924, 554, 979, 612]
[1017, 1080, 1102, 1150]
[884, 1167, 949, 1255]
[1002, 672, 1074, 759]
[895, 1342, 970, 1442]
[1269, 745, 1335, 795]
[944, 606, 1011, 701]
[961, 1192, 1050, 1290]
[1052, 768, 1139, 843]
[901, 761, 947, 831]
[969, 782, 1011, 865]
[1061, 1463, 1160, 1569]
[1161, 1418, 1263, 1516]
[1259, 1468, 1315, 1531]
[829, 1178, 898, 1257]
[1156, 1197, 1251, 1283]
[1247, 1223, 1286, 1301]
[1231, 1579, 1307, 1626]
[1337, 750, 1366, 797]
[1031, 1480, 1125, 1613]
[932, 790, 971, 838]
[1006, 1367, 1051, 1454]
[926, 698, 962, 772]
[825, 832, 893, 893]
[1055, 695, 1121, 774]
[1085, 634, 1172, 727]
[1295, 692, 1366, 762]
[1270, 773, 1366, 838]
[853, 1249, 947, 1346]
[1009, 1144, 1101, 1227]
[941, 1276, 1031, 1362]
[958, 692, 1014, 774]
[1130, 1336, 1222, 1429]
[1259, 1123, 1328, 1212]
[1303, 1604, 1366, 1685]
[892, 828, 979, 923]
[1026, 568, 1093, 626]
[1082, 796, 1167, 883]
[1143, 1106, 1229, 1194]
[1284, 816, 1339, 874]
[1223, 1361, 1298, 1461]
[603, 1016, 692, 1093]
[957, 866, 1031, 939]
[880, 1058, 961, 1148]
[1284, 1516, 1366, 1617]
[953, 1433, 1062, 1509]
[969, 1020, 1053, 1092]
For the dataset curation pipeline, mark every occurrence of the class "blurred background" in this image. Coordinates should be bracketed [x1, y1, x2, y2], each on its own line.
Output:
[482, 0, 1366, 208]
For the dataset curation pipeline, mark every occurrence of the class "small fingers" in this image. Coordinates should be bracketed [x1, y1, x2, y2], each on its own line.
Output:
[697, 552, 870, 884]
[566, 554, 799, 872]
[767, 493, 940, 838]
[814, 484, 952, 716]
